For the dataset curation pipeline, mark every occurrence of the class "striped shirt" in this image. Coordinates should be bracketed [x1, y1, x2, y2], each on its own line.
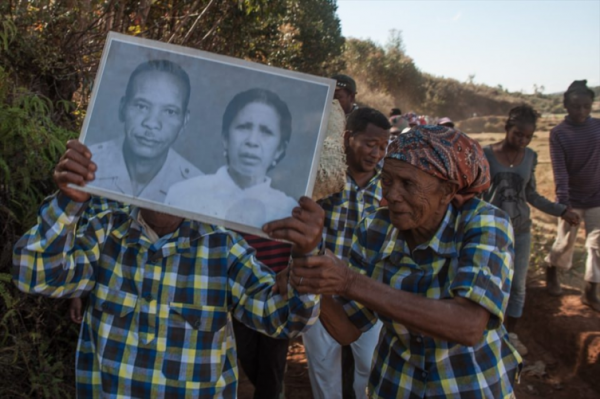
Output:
[318, 170, 384, 262]
[12, 194, 318, 398]
[240, 234, 291, 274]
[549, 116, 600, 208]
[341, 198, 521, 398]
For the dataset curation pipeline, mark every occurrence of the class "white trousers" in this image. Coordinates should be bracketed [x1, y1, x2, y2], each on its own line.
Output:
[302, 318, 382, 399]
[545, 206, 600, 283]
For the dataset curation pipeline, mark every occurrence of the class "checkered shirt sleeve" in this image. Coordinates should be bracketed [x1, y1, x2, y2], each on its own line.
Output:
[13, 194, 319, 398]
[319, 172, 383, 262]
[340, 199, 521, 398]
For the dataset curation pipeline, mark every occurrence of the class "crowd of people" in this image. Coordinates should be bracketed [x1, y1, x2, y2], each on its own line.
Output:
[10, 65, 598, 399]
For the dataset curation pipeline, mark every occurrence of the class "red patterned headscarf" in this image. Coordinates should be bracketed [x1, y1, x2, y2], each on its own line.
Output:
[386, 125, 490, 207]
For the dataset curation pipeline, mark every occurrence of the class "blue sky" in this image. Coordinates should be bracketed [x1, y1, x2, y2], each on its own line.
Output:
[336, 0, 600, 94]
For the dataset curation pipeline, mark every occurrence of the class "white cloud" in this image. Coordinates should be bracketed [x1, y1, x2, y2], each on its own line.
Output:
[453, 12, 462, 22]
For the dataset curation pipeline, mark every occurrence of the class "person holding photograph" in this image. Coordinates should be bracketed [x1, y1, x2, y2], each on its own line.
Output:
[13, 139, 324, 398]
[89, 59, 201, 202]
[166, 88, 297, 228]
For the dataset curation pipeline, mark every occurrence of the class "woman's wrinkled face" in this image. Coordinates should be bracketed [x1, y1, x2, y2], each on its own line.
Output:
[381, 159, 450, 231]
[225, 102, 284, 181]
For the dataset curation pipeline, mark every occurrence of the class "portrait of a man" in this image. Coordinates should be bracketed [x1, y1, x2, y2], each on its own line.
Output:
[88, 59, 201, 202]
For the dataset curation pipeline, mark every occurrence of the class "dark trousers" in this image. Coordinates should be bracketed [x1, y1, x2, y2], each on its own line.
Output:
[233, 318, 289, 399]
[342, 345, 356, 399]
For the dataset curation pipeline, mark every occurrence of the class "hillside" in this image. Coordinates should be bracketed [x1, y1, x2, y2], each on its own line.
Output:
[341, 34, 599, 120]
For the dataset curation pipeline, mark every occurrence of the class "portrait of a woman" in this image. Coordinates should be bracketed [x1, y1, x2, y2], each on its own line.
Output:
[165, 88, 298, 228]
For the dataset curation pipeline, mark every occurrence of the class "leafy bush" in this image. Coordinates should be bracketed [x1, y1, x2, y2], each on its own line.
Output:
[0, 15, 80, 398]
[0, 2, 346, 396]
[0, 64, 79, 398]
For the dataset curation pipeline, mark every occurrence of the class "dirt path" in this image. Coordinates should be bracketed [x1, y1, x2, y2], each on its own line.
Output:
[513, 282, 600, 399]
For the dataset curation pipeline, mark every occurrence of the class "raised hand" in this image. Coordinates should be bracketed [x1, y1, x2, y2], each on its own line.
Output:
[262, 196, 324, 256]
[53, 139, 96, 203]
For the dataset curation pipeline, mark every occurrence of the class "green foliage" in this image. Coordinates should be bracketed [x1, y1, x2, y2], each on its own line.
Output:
[0, 0, 343, 121]
[0, 66, 78, 397]
[0, 69, 74, 229]
[0, 2, 344, 397]
[342, 34, 423, 113]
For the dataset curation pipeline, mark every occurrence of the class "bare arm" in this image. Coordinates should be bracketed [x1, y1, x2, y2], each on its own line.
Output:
[344, 268, 489, 346]
[318, 295, 362, 345]
[291, 253, 490, 347]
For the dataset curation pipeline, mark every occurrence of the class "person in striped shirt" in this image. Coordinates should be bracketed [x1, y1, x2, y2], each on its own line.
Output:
[13, 139, 324, 398]
[545, 80, 600, 311]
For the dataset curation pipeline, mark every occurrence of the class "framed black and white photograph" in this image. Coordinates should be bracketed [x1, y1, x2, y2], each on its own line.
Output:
[74, 32, 335, 237]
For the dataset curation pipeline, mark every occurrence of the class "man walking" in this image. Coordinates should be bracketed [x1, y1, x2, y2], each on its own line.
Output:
[303, 108, 391, 398]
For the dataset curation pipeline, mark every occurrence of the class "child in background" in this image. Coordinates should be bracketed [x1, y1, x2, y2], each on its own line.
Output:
[482, 105, 580, 355]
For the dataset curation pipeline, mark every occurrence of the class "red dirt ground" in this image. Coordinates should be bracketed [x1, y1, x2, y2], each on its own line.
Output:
[513, 281, 599, 399]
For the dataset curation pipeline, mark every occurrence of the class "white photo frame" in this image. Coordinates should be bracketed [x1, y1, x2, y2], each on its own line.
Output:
[73, 32, 335, 237]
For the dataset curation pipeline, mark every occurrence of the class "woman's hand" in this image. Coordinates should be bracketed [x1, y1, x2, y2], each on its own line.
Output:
[289, 249, 354, 296]
[262, 196, 324, 256]
[53, 139, 96, 203]
[561, 208, 580, 226]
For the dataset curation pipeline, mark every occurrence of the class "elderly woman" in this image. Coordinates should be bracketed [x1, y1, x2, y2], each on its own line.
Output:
[166, 88, 297, 228]
[291, 126, 522, 398]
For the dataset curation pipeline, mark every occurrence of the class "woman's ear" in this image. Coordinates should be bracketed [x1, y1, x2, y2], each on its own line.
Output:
[441, 181, 459, 205]
[274, 141, 288, 164]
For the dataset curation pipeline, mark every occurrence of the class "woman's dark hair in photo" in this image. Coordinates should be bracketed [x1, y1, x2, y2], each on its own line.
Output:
[221, 88, 292, 149]
[505, 105, 540, 132]
[390, 107, 402, 117]
[563, 79, 595, 106]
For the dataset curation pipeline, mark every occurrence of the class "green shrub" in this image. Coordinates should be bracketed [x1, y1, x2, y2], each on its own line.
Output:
[0, 66, 79, 398]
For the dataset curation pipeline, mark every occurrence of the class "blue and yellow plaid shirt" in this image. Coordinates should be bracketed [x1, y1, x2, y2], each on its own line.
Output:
[319, 171, 383, 262]
[13, 194, 319, 398]
[341, 198, 522, 399]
